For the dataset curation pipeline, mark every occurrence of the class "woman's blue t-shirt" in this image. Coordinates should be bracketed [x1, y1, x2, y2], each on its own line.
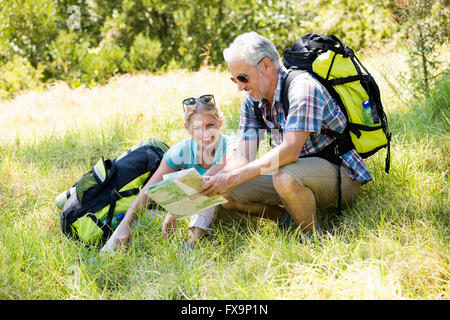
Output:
[164, 134, 239, 176]
[164, 134, 239, 175]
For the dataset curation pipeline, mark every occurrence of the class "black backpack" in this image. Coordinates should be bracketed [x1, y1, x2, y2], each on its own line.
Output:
[254, 33, 392, 211]
[57, 138, 169, 245]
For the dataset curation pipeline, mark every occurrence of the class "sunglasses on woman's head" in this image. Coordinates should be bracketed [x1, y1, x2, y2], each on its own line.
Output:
[182, 94, 215, 111]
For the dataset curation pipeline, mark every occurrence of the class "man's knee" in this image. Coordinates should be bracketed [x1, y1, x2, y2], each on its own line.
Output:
[273, 171, 302, 192]
[272, 170, 316, 202]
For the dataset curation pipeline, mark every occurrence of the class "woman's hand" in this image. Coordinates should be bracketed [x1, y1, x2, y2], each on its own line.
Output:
[162, 213, 178, 239]
[114, 221, 132, 250]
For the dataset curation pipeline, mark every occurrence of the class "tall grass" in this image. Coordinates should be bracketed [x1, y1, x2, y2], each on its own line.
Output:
[0, 53, 448, 299]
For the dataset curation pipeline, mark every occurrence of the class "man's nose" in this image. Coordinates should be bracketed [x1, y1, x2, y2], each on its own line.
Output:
[237, 81, 246, 91]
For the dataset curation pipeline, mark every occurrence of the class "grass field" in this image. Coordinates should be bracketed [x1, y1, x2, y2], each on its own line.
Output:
[0, 48, 448, 300]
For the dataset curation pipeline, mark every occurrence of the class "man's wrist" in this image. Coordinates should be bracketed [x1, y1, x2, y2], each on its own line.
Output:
[229, 167, 245, 189]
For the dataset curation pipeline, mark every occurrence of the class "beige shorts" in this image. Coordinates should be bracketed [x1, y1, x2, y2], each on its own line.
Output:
[227, 157, 362, 209]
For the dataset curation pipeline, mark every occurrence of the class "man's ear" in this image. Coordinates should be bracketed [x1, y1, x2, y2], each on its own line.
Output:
[261, 57, 269, 69]
[260, 57, 273, 73]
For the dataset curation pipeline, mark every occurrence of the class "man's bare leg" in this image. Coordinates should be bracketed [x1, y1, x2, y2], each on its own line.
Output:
[272, 171, 318, 234]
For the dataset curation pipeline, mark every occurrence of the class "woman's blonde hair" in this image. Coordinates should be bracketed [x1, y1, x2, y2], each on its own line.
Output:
[184, 96, 224, 127]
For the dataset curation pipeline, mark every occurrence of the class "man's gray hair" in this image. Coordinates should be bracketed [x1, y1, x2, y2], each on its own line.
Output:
[223, 32, 281, 68]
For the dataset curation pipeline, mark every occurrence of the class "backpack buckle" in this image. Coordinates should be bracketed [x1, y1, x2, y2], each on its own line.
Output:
[343, 46, 354, 58]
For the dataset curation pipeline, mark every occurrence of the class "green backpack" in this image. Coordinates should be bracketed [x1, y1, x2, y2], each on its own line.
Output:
[284, 33, 391, 171]
[255, 33, 391, 173]
[254, 33, 391, 213]
[57, 138, 169, 245]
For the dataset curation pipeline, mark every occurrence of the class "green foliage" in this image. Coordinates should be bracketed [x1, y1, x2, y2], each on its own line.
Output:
[297, 0, 399, 49]
[0, 0, 61, 67]
[48, 31, 90, 87]
[396, 0, 449, 98]
[0, 0, 431, 99]
[0, 56, 44, 99]
[129, 33, 162, 72]
[81, 44, 128, 85]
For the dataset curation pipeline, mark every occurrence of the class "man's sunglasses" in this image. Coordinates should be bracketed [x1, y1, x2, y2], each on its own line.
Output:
[182, 94, 215, 111]
[230, 57, 266, 84]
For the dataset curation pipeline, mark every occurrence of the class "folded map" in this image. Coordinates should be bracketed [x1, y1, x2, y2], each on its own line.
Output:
[146, 168, 228, 220]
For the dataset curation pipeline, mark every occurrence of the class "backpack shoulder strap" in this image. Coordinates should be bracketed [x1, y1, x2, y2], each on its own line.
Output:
[282, 69, 354, 156]
[253, 100, 269, 132]
[281, 69, 306, 118]
[255, 68, 305, 125]
[253, 99, 276, 146]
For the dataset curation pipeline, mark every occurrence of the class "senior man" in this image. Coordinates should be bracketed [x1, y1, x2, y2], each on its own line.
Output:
[200, 32, 371, 237]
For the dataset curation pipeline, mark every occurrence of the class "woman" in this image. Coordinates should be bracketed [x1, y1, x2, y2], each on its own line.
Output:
[114, 94, 284, 249]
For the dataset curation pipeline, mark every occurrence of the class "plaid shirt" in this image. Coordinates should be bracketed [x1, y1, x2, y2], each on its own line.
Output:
[239, 66, 372, 183]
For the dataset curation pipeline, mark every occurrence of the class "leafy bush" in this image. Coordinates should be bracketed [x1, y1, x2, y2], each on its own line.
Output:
[301, 0, 400, 49]
[129, 33, 162, 72]
[0, 0, 60, 67]
[48, 30, 91, 87]
[0, 56, 43, 99]
[81, 44, 129, 85]
[397, 0, 449, 98]
[2, 0, 444, 99]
